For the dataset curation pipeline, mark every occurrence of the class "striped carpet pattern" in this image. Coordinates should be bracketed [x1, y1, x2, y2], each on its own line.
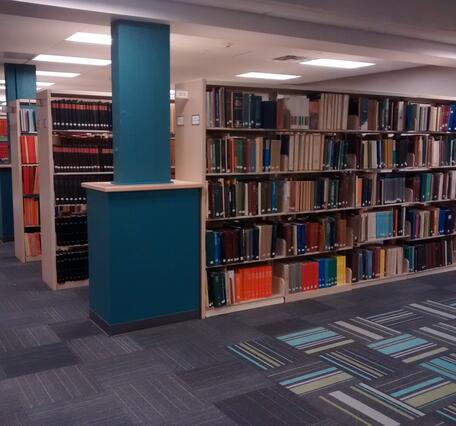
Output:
[226, 293, 456, 423]
[277, 326, 354, 354]
[227, 338, 296, 370]
[367, 333, 447, 364]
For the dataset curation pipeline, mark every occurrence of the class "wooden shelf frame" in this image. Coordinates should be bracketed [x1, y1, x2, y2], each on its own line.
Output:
[174, 79, 456, 319]
[9, 99, 41, 263]
[37, 89, 113, 291]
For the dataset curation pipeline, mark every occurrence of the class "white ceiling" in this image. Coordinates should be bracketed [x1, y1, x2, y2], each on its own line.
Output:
[0, 0, 456, 93]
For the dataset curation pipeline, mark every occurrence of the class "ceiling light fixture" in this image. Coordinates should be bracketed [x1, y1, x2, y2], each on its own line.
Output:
[66, 32, 112, 45]
[236, 72, 300, 80]
[300, 59, 375, 69]
[36, 71, 80, 78]
[33, 54, 111, 66]
[36, 82, 55, 87]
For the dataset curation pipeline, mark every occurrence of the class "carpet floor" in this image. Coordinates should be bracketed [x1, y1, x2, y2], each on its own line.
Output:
[0, 241, 456, 424]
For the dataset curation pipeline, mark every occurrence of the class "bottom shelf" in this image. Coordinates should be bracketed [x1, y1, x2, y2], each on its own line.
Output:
[285, 264, 456, 302]
[25, 254, 41, 262]
[49, 279, 89, 291]
[204, 263, 456, 317]
[205, 294, 284, 317]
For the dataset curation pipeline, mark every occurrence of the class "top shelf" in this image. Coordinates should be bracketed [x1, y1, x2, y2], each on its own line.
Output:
[52, 129, 112, 134]
[206, 128, 456, 135]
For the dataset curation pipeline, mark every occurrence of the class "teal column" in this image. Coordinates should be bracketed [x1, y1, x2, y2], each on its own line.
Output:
[0, 64, 36, 241]
[112, 21, 170, 184]
[87, 20, 200, 334]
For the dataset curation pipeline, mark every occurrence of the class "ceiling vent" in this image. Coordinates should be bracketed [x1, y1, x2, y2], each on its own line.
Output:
[273, 55, 306, 63]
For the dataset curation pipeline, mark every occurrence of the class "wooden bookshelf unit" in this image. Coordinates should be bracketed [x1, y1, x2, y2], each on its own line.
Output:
[175, 79, 456, 318]
[37, 90, 113, 290]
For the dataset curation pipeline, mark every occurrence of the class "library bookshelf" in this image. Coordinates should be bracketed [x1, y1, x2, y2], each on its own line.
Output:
[175, 79, 456, 318]
[37, 90, 113, 290]
[9, 99, 41, 263]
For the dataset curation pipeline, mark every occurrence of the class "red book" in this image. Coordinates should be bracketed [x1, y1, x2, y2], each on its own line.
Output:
[302, 261, 319, 291]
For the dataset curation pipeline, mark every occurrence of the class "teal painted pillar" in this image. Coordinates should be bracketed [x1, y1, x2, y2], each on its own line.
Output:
[86, 20, 201, 334]
[112, 20, 170, 184]
[0, 64, 36, 241]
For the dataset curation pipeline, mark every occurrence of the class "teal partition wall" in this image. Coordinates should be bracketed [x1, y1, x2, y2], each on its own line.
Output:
[0, 64, 37, 241]
[87, 20, 201, 333]
[87, 188, 201, 331]
[112, 21, 171, 184]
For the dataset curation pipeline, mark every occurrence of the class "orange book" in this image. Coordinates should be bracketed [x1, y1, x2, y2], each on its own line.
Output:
[356, 177, 362, 207]
[235, 269, 242, 303]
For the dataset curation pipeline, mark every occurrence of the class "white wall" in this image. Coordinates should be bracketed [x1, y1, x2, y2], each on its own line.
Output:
[298, 66, 456, 100]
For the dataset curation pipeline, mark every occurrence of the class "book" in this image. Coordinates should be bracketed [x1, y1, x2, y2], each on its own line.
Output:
[53, 135, 113, 172]
[51, 99, 112, 130]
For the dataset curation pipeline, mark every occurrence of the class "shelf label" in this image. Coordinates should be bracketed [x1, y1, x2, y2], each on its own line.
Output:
[192, 114, 200, 126]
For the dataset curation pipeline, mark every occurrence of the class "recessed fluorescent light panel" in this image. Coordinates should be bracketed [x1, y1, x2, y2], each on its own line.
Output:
[301, 59, 375, 69]
[33, 54, 111, 66]
[66, 32, 112, 45]
[237, 72, 300, 80]
[36, 71, 80, 78]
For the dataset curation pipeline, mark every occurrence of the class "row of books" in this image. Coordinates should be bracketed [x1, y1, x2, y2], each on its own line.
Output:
[207, 134, 456, 175]
[206, 215, 351, 266]
[359, 135, 456, 169]
[51, 99, 112, 131]
[20, 135, 38, 164]
[208, 176, 355, 218]
[404, 239, 455, 272]
[0, 117, 6, 136]
[56, 247, 89, 284]
[19, 108, 37, 133]
[206, 87, 275, 129]
[0, 143, 8, 162]
[348, 245, 404, 282]
[356, 172, 456, 206]
[55, 216, 87, 247]
[207, 265, 273, 307]
[54, 173, 113, 205]
[22, 166, 39, 195]
[275, 255, 347, 293]
[406, 207, 455, 240]
[349, 208, 405, 243]
[349, 99, 456, 132]
[23, 198, 40, 227]
[25, 232, 41, 258]
[206, 87, 456, 132]
[278, 93, 349, 130]
[206, 135, 351, 174]
[53, 135, 113, 172]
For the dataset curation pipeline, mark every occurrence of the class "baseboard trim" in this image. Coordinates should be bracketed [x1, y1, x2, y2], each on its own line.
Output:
[90, 310, 200, 335]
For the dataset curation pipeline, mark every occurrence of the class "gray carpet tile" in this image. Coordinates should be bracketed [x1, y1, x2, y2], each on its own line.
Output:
[25, 393, 135, 426]
[111, 373, 208, 424]
[0, 365, 101, 411]
[215, 385, 331, 425]
[67, 334, 142, 363]
[0, 325, 60, 353]
[0, 342, 79, 378]
[49, 319, 102, 341]
[176, 359, 273, 403]
[81, 349, 175, 389]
